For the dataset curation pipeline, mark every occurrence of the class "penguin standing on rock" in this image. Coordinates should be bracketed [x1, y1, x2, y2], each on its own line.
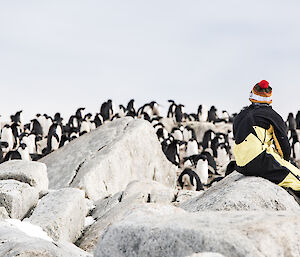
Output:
[178, 168, 203, 191]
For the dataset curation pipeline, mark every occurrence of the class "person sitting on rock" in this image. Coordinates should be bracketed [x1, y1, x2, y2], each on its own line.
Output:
[233, 80, 300, 198]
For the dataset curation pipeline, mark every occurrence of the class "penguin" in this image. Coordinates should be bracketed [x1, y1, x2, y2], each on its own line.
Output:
[208, 106, 218, 123]
[171, 128, 183, 141]
[94, 113, 104, 127]
[20, 133, 36, 154]
[287, 113, 297, 131]
[3, 149, 22, 161]
[216, 142, 230, 167]
[195, 155, 209, 185]
[10, 110, 23, 124]
[225, 160, 237, 176]
[198, 104, 208, 122]
[220, 110, 230, 122]
[200, 150, 217, 174]
[100, 100, 113, 121]
[126, 99, 136, 116]
[167, 100, 176, 118]
[156, 127, 169, 143]
[17, 143, 31, 161]
[30, 119, 43, 136]
[118, 105, 127, 118]
[178, 168, 203, 191]
[186, 138, 199, 157]
[10, 122, 22, 149]
[202, 129, 215, 149]
[1, 124, 14, 152]
[0, 142, 8, 163]
[183, 126, 196, 142]
[296, 111, 300, 129]
[175, 104, 184, 123]
[151, 101, 160, 116]
[46, 122, 62, 153]
[162, 139, 180, 166]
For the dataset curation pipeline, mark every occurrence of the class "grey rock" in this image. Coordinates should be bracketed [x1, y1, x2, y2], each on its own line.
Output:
[40, 118, 177, 201]
[173, 190, 204, 206]
[91, 191, 123, 220]
[122, 180, 175, 204]
[0, 221, 91, 257]
[187, 254, 225, 257]
[94, 204, 300, 257]
[0, 160, 48, 196]
[0, 206, 9, 219]
[28, 188, 87, 242]
[78, 194, 144, 252]
[180, 171, 300, 212]
[0, 180, 39, 219]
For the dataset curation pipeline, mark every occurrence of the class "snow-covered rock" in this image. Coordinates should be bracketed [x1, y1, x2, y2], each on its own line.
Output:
[28, 188, 86, 242]
[182, 121, 216, 143]
[122, 180, 175, 204]
[180, 171, 300, 212]
[0, 160, 48, 196]
[40, 118, 177, 201]
[94, 204, 300, 257]
[0, 220, 91, 257]
[0, 180, 39, 219]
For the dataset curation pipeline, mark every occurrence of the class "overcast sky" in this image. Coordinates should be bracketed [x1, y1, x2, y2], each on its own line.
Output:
[0, 0, 300, 123]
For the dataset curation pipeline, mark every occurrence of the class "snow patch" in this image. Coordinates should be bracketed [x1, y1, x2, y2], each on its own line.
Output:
[84, 216, 95, 227]
[5, 218, 53, 242]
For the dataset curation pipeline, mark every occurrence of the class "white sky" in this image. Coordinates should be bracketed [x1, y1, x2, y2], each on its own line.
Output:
[1, 0, 300, 123]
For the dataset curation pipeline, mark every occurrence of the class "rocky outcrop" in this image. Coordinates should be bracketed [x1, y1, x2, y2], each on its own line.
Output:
[78, 193, 144, 253]
[180, 171, 300, 212]
[0, 220, 91, 257]
[40, 118, 177, 201]
[0, 180, 39, 219]
[122, 180, 175, 204]
[0, 160, 48, 196]
[28, 188, 86, 242]
[94, 204, 300, 257]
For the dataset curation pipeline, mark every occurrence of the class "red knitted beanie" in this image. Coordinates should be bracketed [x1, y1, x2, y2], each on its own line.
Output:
[249, 80, 272, 104]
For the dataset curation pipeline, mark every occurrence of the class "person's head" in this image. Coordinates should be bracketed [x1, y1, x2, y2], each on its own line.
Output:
[249, 80, 272, 105]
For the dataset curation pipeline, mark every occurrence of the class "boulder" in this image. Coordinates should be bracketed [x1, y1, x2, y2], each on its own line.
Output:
[0, 220, 91, 257]
[40, 118, 177, 201]
[28, 188, 86, 242]
[122, 180, 175, 204]
[173, 190, 204, 206]
[180, 172, 300, 212]
[0, 160, 48, 196]
[78, 193, 145, 252]
[0, 206, 9, 219]
[187, 254, 225, 257]
[0, 180, 39, 219]
[94, 204, 300, 257]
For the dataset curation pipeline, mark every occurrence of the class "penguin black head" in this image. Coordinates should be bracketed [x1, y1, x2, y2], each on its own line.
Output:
[19, 143, 27, 150]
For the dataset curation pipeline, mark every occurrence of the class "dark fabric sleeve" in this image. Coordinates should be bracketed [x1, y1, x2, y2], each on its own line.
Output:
[268, 109, 291, 161]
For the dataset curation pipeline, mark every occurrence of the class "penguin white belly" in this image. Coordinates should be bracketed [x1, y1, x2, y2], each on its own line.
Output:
[216, 148, 230, 167]
[196, 159, 208, 184]
[22, 137, 35, 154]
[172, 130, 183, 141]
[80, 121, 90, 133]
[294, 142, 300, 161]
[1, 128, 14, 151]
[51, 137, 60, 151]
[18, 148, 31, 161]
[186, 141, 198, 157]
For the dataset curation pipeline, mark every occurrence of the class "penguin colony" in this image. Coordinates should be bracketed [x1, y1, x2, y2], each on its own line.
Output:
[0, 101, 299, 192]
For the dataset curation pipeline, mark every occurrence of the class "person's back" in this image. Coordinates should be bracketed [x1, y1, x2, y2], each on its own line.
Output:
[233, 80, 300, 197]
